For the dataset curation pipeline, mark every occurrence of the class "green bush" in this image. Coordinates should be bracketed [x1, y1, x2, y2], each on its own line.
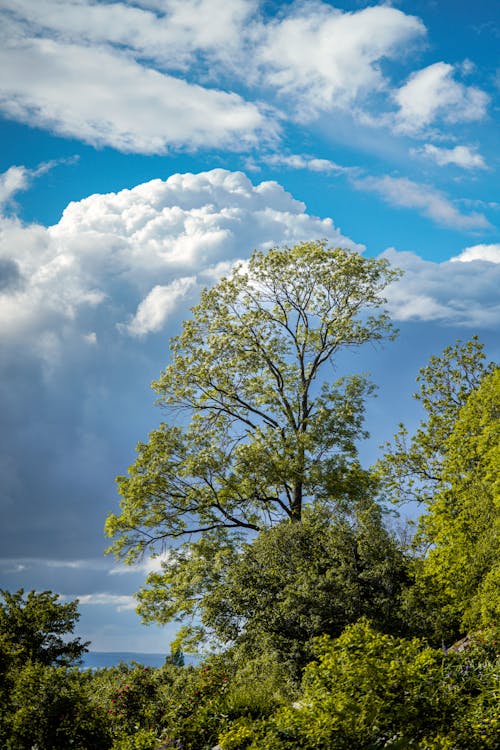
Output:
[218, 620, 499, 749]
[6, 661, 110, 750]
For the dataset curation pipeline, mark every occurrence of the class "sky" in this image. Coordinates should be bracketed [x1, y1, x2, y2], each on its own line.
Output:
[0, 0, 499, 654]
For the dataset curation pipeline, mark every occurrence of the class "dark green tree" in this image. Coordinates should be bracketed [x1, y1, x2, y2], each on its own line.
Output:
[196, 503, 411, 673]
[0, 588, 89, 668]
[105, 241, 400, 646]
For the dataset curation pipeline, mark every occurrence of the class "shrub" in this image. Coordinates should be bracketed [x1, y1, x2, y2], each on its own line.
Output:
[6, 661, 110, 750]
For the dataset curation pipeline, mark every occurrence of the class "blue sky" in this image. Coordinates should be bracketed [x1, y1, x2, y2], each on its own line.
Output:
[0, 0, 499, 653]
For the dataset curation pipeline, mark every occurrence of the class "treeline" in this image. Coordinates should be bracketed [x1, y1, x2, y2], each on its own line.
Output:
[1, 243, 498, 749]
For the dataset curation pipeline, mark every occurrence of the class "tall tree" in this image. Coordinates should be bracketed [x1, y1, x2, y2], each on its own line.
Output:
[105, 241, 399, 640]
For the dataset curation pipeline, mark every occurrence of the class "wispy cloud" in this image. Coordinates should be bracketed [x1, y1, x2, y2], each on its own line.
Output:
[109, 552, 174, 576]
[262, 153, 353, 174]
[415, 144, 486, 169]
[0, 159, 77, 211]
[75, 593, 137, 611]
[352, 174, 491, 230]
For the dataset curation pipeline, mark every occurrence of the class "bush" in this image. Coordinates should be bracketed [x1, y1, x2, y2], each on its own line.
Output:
[6, 661, 110, 750]
[217, 620, 500, 749]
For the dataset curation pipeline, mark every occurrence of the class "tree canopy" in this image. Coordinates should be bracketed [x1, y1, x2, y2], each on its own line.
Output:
[376, 336, 494, 508]
[0, 589, 89, 668]
[416, 366, 500, 632]
[105, 241, 400, 642]
[376, 340, 498, 642]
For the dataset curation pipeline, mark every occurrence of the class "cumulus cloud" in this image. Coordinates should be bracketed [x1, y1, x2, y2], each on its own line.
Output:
[353, 174, 491, 230]
[394, 62, 489, 134]
[417, 144, 486, 169]
[125, 278, 197, 337]
[257, 4, 425, 118]
[0, 167, 360, 358]
[0, 0, 432, 151]
[382, 247, 500, 328]
[451, 243, 500, 263]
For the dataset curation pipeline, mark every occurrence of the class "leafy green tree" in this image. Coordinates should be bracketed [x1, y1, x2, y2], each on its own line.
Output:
[415, 367, 500, 633]
[376, 336, 493, 507]
[195, 503, 411, 674]
[106, 242, 399, 643]
[0, 588, 89, 668]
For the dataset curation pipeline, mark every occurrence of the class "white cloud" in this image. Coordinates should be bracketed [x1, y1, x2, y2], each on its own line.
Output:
[417, 144, 486, 169]
[394, 62, 489, 134]
[263, 153, 351, 174]
[451, 244, 500, 263]
[126, 278, 196, 337]
[0, 1, 431, 149]
[0, 35, 267, 153]
[110, 552, 174, 576]
[353, 174, 491, 230]
[257, 4, 425, 118]
[0, 168, 361, 355]
[382, 247, 500, 328]
[0, 160, 74, 209]
[0, 166, 30, 209]
[76, 593, 137, 611]
[2, 0, 255, 70]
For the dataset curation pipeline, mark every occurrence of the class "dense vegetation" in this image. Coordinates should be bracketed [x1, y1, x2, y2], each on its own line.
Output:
[2, 243, 498, 749]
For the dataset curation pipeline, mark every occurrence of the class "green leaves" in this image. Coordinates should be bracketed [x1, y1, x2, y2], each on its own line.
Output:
[376, 337, 493, 507]
[418, 366, 500, 632]
[106, 241, 399, 638]
[0, 589, 89, 669]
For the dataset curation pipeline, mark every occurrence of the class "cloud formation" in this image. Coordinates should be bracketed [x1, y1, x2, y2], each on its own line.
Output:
[417, 144, 486, 170]
[0, 168, 359, 358]
[0, 34, 267, 153]
[0, 0, 430, 152]
[383, 247, 500, 328]
[257, 4, 425, 118]
[394, 62, 489, 134]
[451, 243, 500, 263]
[353, 174, 491, 230]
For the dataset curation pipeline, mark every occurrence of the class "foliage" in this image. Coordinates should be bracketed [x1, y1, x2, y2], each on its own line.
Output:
[0, 588, 89, 668]
[106, 241, 399, 644]
[201, 502, 411, 675]
[376, 336, 493, 507]
[217, 620, 500, 750]
[412, 366, 500, 635]
[5, 661, 110, 750]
